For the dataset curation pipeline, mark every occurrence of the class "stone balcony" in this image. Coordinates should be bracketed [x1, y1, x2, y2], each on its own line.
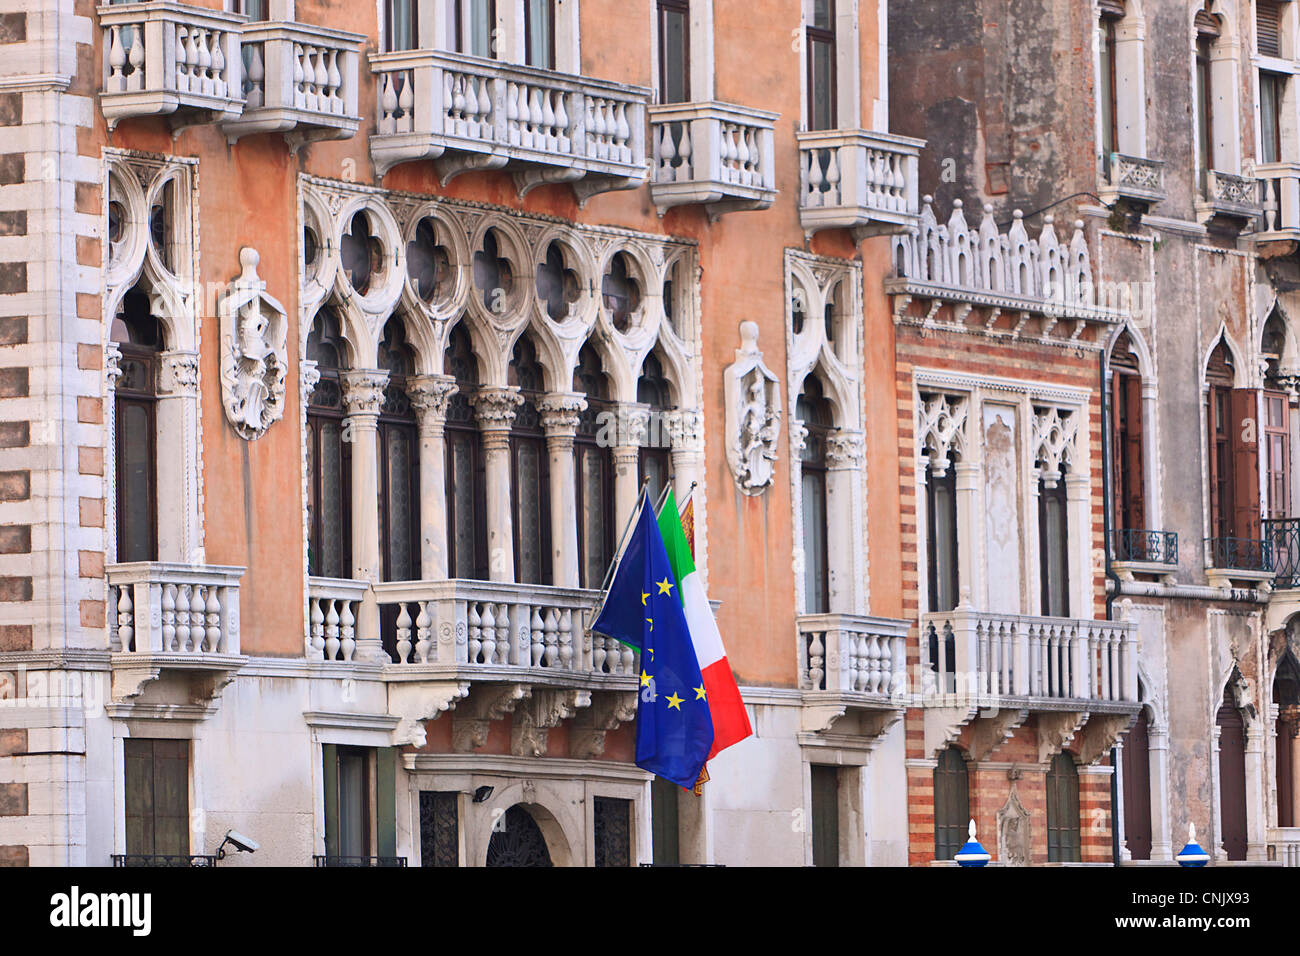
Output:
[1267, 827, 1300, 866]
[307, 576, 638, 754]
[796, 612, 910, 745]
[98, 1, 245, 132]
[1197, 169, 1262, 226]
[105, 562, 247, 711]
[1257, 162, 1300, 248]
[796, 128, 923, 239]
[220, 19, 364, 146]
[647, 101, 777, 217]
[368, 49, 649, 202]
[1100, 152, 1166, 208]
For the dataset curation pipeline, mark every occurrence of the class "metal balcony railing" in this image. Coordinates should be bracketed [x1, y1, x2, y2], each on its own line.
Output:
[1108, 529, 1178, 566]
[1205, 536, 1272, 573]
[112, 854, 218, 867]
[1264, 518, 1300, 588]
[312, 855, 408, 867]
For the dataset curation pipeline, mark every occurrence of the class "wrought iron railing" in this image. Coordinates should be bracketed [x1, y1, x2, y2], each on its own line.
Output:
[1205, 536, 1272, 572]
[1108, 529, 1178, 565]
[1264, 518, 1300, 588]
[312, 855, 408, 867]
[112, 853, 218, 867]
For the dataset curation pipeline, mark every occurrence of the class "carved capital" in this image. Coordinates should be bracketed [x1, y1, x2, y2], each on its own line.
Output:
[470, 386, 523, 432]
[158, 350, 200, 396]
[825, 429, 865, 470]
[340, 368, 389, 418]
[300, 359, 321, 404]
[537, 391, 588, 434]
[407, 374, 459, 427]
[106, 342, 124, 389]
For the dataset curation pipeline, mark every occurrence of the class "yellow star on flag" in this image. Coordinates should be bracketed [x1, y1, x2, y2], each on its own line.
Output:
[640, 670, 653, 687]
[646, 617, 653, 632]
[641, 591, 650, 606]
[665, 692, 684, 710]
[694, 684, 707, 700]
[657, 577, 674, 596]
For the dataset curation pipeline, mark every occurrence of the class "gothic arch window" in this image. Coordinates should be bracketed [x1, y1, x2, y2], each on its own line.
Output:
[474, 228, 516, 316]
[407, 217, 454, 305]
[926, 452, 958, 614]
[1274, 652, 1300, 828]
[445, 324, 488, 580]
[535, 241, 580, 322]
[1195, 6, 1220, 177]
[112, 287, 163, 564]
[602, 252, 642, 334]
[306, 309, 352, 579]
[574, 343, 615, 589]
[637, 349, 674, 504]
[798, 373, 834, 614]
[933, 745, 970, 861]
[1111, 331, 1147, 547]
[341, 210, 385, 296]
[377, 318, 420, 584]
[1046, 752, 1081, 862]
[508, 334, 552, 585]
[1217, 679, 1249, 860]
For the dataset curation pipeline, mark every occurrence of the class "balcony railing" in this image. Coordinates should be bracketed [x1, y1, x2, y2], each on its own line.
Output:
[312, 855, 408, 867]
[98, 1, 245, 130]
[1268, 828, 1300, 865]
[306, 576, 369, 662]
[1200, 169, 1262, 222]
[648, 101, 777, 216]
[1264, 519, 1300, 588]
[921, 609, 1139, 704]
[368, 49, 648, 201]
[1205, 536, 1272, 574]
[1108, 529, 1178, 566]
[221, 20, 363, 144]
[108, 562, 244, 658]
[797, 613, 908, 699]
[796, 128, 922, 238]
[112, 854, 218, 867]
[1101, 153, 1166, 206]
[1259, 162, 1300, 241]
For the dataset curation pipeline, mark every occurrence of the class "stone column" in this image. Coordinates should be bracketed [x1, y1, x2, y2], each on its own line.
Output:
[538, 392, 586, 589]
[471, 386, 523, 583]
[1148, 724, 1173, 860]
[408, 374, 459, 581]
[953, 460, 982, 611]
[156, 350, 202, 565]
[105, 343, 124, 565]
[1065, 471, 1092, 619]
[825, 430, 865, 614]
[613, 403, 651, 530]
[1246, 720, 1269, 861]
[341, 368, 389, 662]
[668, 408, 706, 577]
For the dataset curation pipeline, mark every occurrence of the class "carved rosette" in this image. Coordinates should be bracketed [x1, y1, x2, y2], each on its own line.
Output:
[219, 248, 290, 441]
[407, 374, 459, 429]
[826, 430, 865, 470]
[340, 369, 389, 418]
[724, 320, 783, 494]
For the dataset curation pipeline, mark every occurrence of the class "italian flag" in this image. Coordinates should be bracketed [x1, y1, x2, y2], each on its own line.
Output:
[657, 489, 753, 759]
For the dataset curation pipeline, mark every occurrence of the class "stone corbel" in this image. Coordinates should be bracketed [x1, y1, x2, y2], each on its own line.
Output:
[1074, 711, 1137, 766]
[964, 707, 1030, 762]
[510, 688, 593, 757]
[1036, 710, 1089, 763]
[111, 665, 163, 703]
[451, 682, 531, 752]
[388, 680, 471, 748]
[569, 691, 638, 759]
[924, 701, 980, 758]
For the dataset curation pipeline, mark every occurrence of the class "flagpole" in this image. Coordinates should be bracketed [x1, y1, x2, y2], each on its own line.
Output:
[652, 479, 673, 517]
[590, 479, 651, 627]
[676, 480, 698, 516]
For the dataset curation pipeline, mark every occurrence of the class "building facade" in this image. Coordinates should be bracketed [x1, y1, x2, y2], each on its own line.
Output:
[0, 0, 1290, 868]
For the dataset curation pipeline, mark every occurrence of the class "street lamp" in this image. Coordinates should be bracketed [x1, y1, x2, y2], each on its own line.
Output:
[954, 818, 991, 867]
[1175, 823, 1210, 867]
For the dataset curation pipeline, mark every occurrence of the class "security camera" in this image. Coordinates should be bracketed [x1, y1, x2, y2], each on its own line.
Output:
[217, 829, 259, 859]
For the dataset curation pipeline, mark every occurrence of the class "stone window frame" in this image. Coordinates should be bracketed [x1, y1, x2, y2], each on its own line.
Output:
[785, 249, 867, 617]
[103, 151, 205, 571]
[912, 369, 1093, 620]
[1093, 0, 1149, 163]
[1190, 0, 1246, 176]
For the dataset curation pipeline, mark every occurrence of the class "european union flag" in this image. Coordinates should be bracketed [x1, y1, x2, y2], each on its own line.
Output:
[592, 499, 714, 788]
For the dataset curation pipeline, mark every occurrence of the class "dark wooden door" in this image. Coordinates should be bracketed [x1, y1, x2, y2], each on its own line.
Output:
[1217, 692, 1249, 861]
[1046, 753, 1081, 862]
[934, 745, 970, 860]
[651, 776, 680, 865]
[810, 764, 839, 867]
[1122, 709, 1153, 860]
[124, 738, 189, 857]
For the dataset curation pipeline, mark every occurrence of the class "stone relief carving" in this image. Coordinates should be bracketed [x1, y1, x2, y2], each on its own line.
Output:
[219, 248, 289, 440]
[724, 320, 782, 494]
[997, 781, 1031, 866]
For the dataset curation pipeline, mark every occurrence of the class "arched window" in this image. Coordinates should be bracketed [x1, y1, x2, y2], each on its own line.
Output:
[1205, 337, 1262, 567]
[1098, 0, 1125, 157]
[1195, 6, 1220, 179]
[445, 325, 488, 580]
[1273, 652, 1300, 828]
[306, 309, 351, 579]
[1122, 703, 1153, 860]
[1046, 752, 1081, 862]
[933, 745, 970, 861]
[377, 318, 420, 583]
[574, 344, 615, 589]
[112, 287, 163, 564]
[1217, 681, 1249, 860]
[509, 335, 551, 585]
[1111, 331, 1146, 547]
[637, 350, 674, 504]
[798, 374, 833, 614]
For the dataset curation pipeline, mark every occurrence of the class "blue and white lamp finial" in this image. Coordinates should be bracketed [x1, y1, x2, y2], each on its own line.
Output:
[1175, 822, 1210, 867]
[954, 818, 991, 867]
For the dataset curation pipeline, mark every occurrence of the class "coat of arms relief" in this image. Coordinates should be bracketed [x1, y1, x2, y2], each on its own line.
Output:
[724, 320, 782, 494]
[219, 247, 289, 441]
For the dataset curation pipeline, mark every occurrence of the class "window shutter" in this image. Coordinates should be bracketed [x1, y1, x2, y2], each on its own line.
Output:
[1123, 374, 1146, 531]
[1259, 0, 1282, 56]
[1231, 388, 1262, 541]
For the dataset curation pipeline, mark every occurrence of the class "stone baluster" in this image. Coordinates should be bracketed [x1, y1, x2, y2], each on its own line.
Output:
[395, 602, 413, 663]
[116, 584, 134, 652]
[559, 608, 573, 669]
[338, 599, 356, 661]
[323, 599, 340, 660]
[310, 598, 325, 659]
[414, 601, 433, 663]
